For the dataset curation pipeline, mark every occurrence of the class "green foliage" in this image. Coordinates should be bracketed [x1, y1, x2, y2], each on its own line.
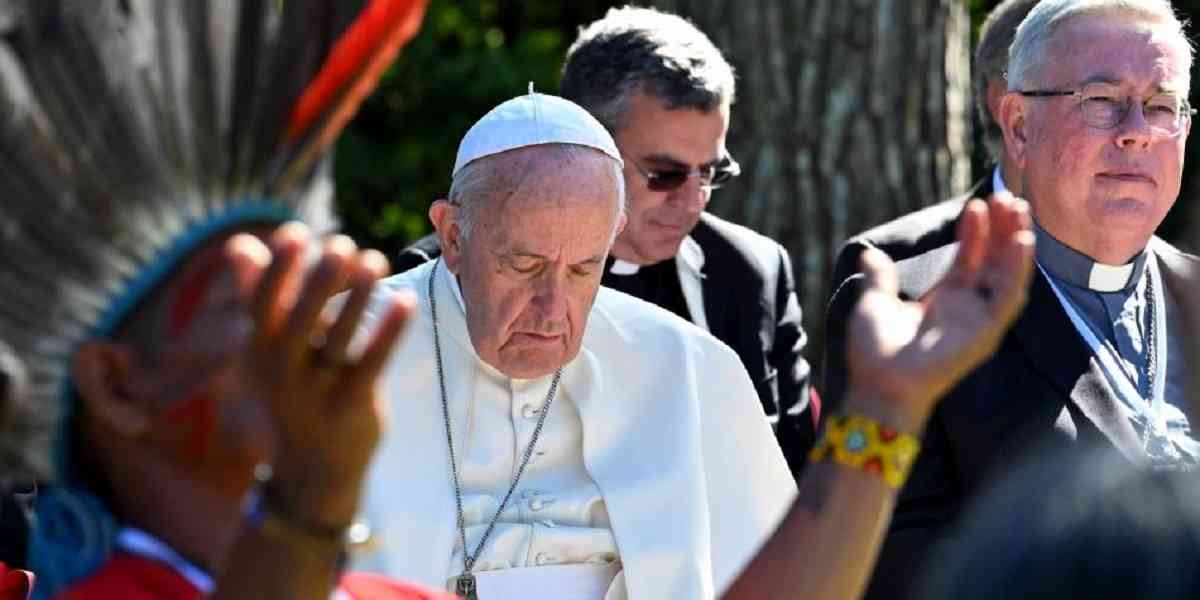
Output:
[338, 0, 1200, 257]
[334, 0, 611, 257]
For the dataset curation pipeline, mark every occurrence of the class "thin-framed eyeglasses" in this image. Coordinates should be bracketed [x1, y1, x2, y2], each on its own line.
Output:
[1016, 81, 1196, 137]
[626, 154, 742, 192]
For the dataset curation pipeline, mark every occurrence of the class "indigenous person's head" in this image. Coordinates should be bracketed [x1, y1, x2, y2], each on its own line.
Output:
[975, 0, 1041, 189]
[561, 6, 736, 266]
[1000, 0, 1194, 264]
[0, 0, 423, 594]
[431, 91, 626, 379]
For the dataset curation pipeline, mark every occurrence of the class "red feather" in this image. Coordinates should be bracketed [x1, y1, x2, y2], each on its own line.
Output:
[284, 0, 428, 145]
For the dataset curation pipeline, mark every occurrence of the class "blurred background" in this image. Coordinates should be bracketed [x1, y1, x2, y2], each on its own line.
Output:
[335, 0, 1200, 371]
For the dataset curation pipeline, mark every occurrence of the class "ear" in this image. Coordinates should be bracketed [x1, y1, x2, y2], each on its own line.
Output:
[999, 91, 1029, 170]
[429, 199, 464, 273]
[614, 212, 628, 237]
[986, 78, 1006, 127]
[72, 341, 151, 437]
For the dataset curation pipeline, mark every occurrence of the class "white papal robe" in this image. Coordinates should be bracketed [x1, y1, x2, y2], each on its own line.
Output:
[350, 259, 796, 599]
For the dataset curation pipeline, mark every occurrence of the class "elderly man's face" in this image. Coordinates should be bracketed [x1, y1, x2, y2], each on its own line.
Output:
[1009, 15, 1190, 263]
[441, 148, 623, 379]
[610, 90, 730, 265]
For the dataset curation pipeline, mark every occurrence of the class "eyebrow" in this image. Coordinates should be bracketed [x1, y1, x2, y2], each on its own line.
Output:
[1079, 75, 1181, 94]
[641, 153, 723, 169]
[503, 251, 606, 267]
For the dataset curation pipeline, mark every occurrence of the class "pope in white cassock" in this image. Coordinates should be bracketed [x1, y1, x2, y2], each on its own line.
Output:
[349, 89, 797, 599]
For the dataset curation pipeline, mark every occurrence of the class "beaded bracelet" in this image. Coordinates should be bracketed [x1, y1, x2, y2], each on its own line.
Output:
[808, 414, 921, 489]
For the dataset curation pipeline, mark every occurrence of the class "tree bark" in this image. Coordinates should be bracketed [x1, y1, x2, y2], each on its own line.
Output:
[649, 0, 973, 373]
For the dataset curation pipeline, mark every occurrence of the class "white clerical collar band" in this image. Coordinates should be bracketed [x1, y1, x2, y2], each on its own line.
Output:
[1033, 219, 1147, 293]
[609, 258, 641, 275]
[608, 237, 705, 277]
[451, 83, 622, 176]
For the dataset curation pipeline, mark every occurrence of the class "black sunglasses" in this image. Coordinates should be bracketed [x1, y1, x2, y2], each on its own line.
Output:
[628, 155, 742, 192]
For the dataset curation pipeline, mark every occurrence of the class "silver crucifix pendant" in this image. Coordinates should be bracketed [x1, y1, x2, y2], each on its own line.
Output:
[453, 573, 478, 600]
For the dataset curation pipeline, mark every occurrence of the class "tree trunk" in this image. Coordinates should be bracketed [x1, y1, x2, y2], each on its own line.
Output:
[649, 0, 973, 373]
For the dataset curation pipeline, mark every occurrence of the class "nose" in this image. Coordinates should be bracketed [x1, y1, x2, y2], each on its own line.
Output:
[668, 176, 710, 213]
[530, 270, 569, 324]
[1115, 102, 1153, 150]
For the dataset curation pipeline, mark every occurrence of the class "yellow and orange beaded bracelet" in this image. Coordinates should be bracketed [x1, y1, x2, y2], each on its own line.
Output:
[808, 414, 921, 489]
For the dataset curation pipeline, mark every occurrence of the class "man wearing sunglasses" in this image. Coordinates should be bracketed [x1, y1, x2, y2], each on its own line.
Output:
[823, 1, 1200, 598]
[398, 6, 818, 475]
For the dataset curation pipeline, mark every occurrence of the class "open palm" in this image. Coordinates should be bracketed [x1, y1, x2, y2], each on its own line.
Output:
[846, 194, 1035, 427]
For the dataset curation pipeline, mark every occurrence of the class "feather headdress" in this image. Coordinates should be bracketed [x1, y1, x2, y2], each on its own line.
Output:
[0, 0, 426, 592]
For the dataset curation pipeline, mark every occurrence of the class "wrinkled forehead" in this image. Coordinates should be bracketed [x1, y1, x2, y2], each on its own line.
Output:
[478, 155, 621, 250]
[485, 146, 621, 211]
[1047, 15, 1192, 92]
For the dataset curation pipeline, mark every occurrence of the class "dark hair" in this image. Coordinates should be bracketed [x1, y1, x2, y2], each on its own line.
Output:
[974, 0, 1040, 163]
[560, 5, 735, 133]
[922, 444, 1200, 599]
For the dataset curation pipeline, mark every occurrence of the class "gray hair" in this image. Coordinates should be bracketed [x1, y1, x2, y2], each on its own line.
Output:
[1008, 0, 1193, 91]
[975, 0, 1041, 163]
[560, 6, 735, 133]
[448, 143, 626, 244]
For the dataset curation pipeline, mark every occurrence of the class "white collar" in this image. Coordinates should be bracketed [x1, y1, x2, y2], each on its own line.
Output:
[442, 259, 468, 313]
[115, 527, 214, 595]
[606, 236, 705, 277]
[1033, 219, 1147, 293]
[609, 258, 641, 275]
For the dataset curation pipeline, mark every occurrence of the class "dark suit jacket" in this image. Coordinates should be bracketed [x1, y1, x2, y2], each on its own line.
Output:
[395, 212, 819, 475]
[824, 184, 1200, 600]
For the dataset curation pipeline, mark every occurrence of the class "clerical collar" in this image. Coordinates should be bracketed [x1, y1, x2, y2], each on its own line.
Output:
[1034, 220, 1148, 293]
[609, 258, 641, 275]
[607, 236, 706, 277]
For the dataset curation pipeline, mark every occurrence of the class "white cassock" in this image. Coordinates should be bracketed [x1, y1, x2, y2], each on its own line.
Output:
[350, 260, 797, 599]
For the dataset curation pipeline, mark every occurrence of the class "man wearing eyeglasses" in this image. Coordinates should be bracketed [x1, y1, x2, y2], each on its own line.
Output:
[824, 1, 1200, 598]
[398, 6, 819, 475]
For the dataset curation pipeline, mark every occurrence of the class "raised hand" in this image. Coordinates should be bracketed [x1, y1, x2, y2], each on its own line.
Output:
[225, 223, 414, 531]
[845, 193, 1035, 431]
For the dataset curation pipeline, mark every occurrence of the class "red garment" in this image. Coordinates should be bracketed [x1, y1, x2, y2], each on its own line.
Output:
[0, 563, 33, 600]
[340, 572, 459, 600]
[58, 553, 457, 600]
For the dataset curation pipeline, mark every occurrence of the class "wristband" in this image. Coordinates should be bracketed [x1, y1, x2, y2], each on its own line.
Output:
[243, 486, 348, 564]
[809, 414, 920, 489]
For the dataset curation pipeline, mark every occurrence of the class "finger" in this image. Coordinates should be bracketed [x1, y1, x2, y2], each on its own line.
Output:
[252, 223, 310, 343]
[986, 192, 1018, 260]
[949, 199, 990, 287]
[990, 202, 1036, 324]
[859, 247, 900, 297]
[347, 291, 417, 395]
[322, 249, 390, 363]
[283, 235, 357, 367]
[223, 233, 272, 304]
